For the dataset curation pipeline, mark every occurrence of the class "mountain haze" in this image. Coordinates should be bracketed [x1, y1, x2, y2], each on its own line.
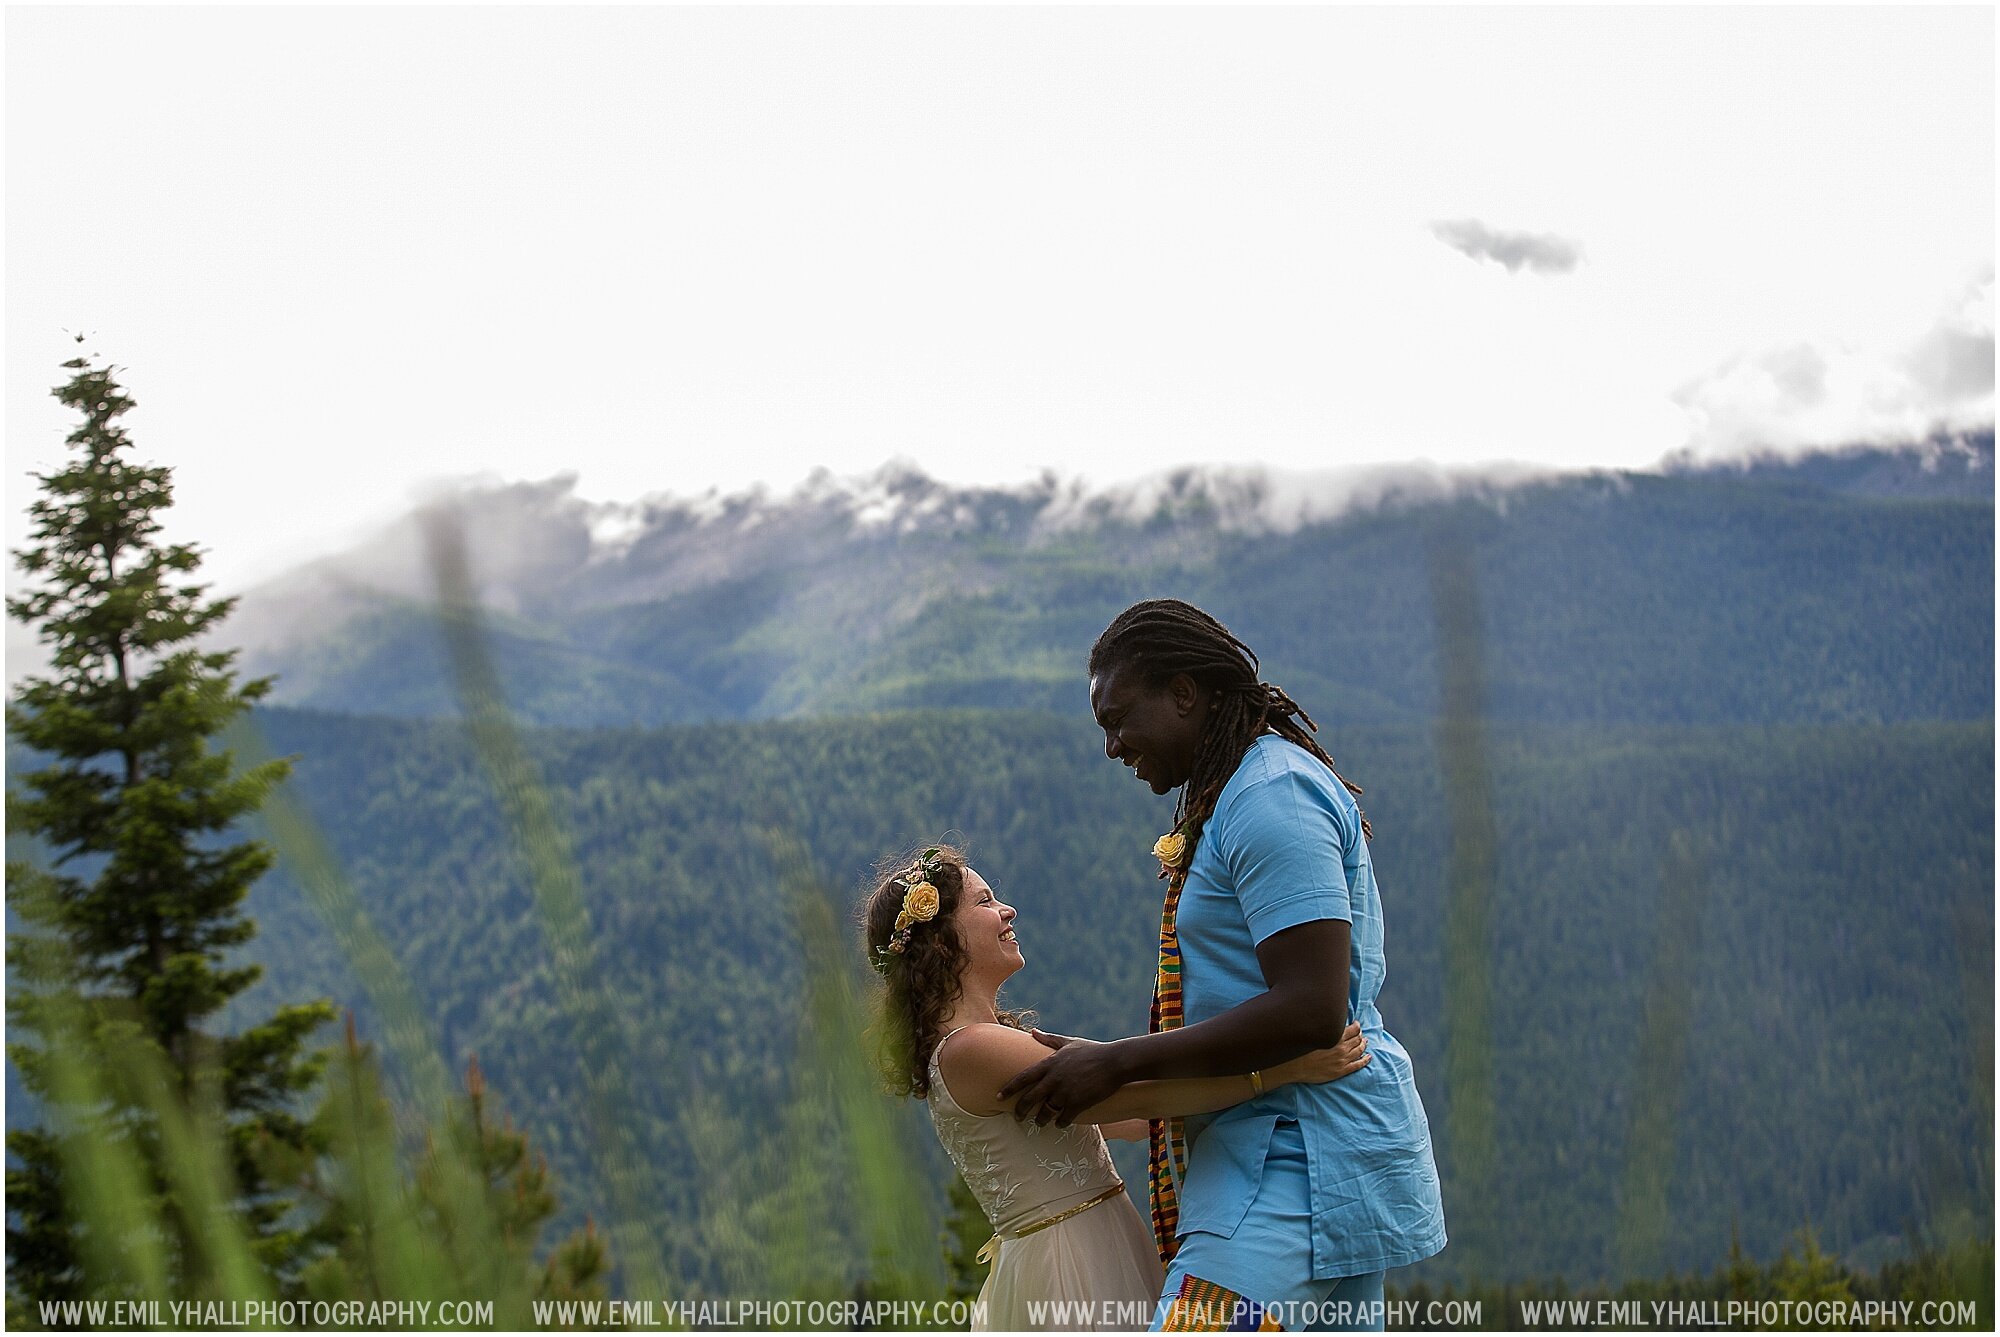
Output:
[225, 436, 1993, 730]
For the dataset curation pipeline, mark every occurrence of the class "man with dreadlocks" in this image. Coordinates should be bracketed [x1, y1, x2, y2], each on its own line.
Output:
[1000, 598, 1446, 1330]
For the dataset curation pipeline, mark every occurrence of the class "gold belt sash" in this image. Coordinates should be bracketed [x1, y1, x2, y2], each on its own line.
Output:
[975, 1180, 1127, 1267]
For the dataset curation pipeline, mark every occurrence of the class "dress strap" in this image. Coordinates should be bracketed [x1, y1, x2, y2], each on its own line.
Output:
[929, 1025, 973, 1067]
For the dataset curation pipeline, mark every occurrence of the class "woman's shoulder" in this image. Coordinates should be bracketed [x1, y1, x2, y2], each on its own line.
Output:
[936, 1021, 1045, 1063]
[933, 1023, 1051, 1116]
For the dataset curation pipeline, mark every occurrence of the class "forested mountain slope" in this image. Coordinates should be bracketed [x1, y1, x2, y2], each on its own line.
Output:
[228, 440, 1993, 729]
[15, 437, 1989, 1294]
[227, 707, 1993, 1288]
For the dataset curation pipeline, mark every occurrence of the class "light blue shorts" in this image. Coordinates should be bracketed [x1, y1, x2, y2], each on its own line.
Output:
[1152, 1122, 1389, 1332]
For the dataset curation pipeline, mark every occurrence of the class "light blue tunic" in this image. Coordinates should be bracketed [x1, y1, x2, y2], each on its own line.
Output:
[1172, 735, 1447, 1281]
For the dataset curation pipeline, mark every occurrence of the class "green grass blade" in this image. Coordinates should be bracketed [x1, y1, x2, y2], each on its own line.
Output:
[1426, 516, 1498, 1280]
[94, 1024, 274, 1304]
[772, 833, 945, 1301]
[225, 717, 516, 1304]
[8, 874, 172, 1303]
[421, 503, 669, 1308]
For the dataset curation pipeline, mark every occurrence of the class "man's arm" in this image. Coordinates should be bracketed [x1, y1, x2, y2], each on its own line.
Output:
[998, 917, 1351, 1125]
[945, 1015, 1367, 1123]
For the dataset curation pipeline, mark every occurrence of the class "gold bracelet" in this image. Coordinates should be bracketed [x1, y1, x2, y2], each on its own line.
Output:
[1249, 1070, 1265, 1097]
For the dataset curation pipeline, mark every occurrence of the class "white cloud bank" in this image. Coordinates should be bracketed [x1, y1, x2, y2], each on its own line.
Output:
[1670, 272, 1995, 461]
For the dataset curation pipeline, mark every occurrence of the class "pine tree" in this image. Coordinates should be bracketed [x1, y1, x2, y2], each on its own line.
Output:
[288, 1025, 610, 1313]
[1723, 1214, 1762, 1303]
[940, 1174, 990, 1303]
[1772, 1225, 1855, 1307]
[5, 353, 337, 1304]
[429, 1055, 610, 1304]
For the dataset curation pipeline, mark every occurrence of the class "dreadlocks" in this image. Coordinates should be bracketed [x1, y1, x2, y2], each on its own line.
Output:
[1088, 599, 1372, 857]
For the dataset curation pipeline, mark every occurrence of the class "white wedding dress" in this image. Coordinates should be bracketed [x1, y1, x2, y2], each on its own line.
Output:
[927, 1028, 1165, 1331]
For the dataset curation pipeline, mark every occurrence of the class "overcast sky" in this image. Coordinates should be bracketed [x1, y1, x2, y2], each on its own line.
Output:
[7, 5, 1993, 595]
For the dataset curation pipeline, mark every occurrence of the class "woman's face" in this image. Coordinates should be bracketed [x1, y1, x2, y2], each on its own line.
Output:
[953, 866, 1023, 983]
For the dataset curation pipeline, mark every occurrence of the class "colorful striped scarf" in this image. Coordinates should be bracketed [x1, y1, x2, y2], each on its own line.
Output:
[1147, 857, 1191, 1262]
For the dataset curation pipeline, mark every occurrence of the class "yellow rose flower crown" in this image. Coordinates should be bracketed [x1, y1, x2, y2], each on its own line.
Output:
[873, 846, 948, 972]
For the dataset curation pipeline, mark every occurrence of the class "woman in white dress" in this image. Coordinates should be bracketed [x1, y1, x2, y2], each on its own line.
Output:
[860, 844, 1368, 1331]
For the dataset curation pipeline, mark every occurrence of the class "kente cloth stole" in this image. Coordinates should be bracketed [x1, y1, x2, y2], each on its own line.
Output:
[1162, 1275, 1286, 1331]
[1146, 861, 1191, 1262]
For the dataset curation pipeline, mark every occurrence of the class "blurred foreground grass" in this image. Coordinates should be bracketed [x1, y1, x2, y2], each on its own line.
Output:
[9, 505, 952, 1330]
[10, 506, 1989, 1331]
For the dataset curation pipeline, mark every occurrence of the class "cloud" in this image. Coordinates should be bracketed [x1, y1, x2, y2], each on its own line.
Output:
[212, 456, 1566, 670]
[1029, 461, 1558, 535]
[1903, 302, 1995, 405]
[1669, 274, 1995, 461]
[1430, 218, 1585, 274]
[212, 474, 605, 665]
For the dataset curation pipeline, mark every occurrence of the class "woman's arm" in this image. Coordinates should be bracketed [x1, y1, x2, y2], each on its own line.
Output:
[1001, 918, 1352, 1125]
[937, 1021, 1367, 1125]
[1004, 767, 1368, 1126]
[1072, 1020, 1366, 1127]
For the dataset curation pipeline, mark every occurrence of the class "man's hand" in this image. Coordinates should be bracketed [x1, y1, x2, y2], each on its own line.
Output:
[997, 1032, 1127, 1127]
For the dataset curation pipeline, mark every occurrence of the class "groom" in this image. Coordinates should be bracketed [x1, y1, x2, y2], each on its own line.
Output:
[1000, 599, 1446, 1332]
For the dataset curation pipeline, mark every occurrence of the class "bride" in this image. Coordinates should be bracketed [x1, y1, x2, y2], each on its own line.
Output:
[860, 844, 1369, 1331]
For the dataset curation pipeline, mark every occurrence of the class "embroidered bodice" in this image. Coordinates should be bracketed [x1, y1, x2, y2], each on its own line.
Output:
[925, 1027, 1124, 1235]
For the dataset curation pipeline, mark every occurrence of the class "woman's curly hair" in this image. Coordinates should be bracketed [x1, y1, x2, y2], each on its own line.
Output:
[858, 843, 1030, 1099]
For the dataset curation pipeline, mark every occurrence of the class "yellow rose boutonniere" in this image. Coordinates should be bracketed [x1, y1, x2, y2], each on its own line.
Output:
[1152, 832, 1188, 871]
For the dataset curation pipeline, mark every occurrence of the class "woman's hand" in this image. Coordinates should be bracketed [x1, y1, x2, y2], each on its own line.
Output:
[1271, 1021, 1370, 1087]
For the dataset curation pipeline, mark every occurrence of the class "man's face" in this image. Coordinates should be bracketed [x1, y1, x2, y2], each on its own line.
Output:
[1089, 663, 1205, 795]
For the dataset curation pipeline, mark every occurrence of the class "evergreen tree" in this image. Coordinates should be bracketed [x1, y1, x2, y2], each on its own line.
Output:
[1771, 1225, 1856, 1308]
[430, 1055, 610, 1304]
[939, 1174, 990, 1303]
[283, 1023, 612, 1313]
[1723, 1215, 1762, 1303]
[5, 354, 337, 1305]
